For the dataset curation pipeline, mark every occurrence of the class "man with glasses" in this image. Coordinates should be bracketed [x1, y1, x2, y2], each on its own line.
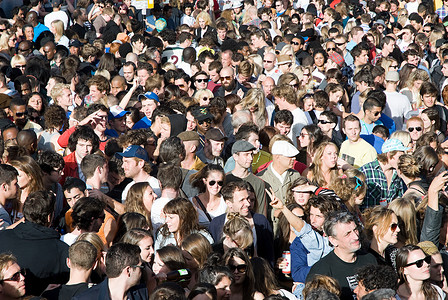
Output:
[175, 72, 194, 97]
[9, 98, 42, 133]
[383, 71, 412, 130]
[0, 254, 26, 299]
[193, 71, 209, 91]
[192, 106, 213, 149]
[360, 98, 384, 135]
[216, 66, 247, 97]
[262, 52, 281, 83]
[73, 243, 147, 300]
[334, 34, 353, 65]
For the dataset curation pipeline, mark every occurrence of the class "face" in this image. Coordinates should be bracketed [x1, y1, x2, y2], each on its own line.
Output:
[334, 38, 346, 52]
[110, 116, 127, 134]
[123, 65, 135, 82]
[413, 80, 423, 91]
[137, 236, 154, 264]
[2, 128, 18, 144]
[111, 80, 125, 96]
[75, 139, 93, 161]
[141, 99, 158, 119]
[407, 120, 424, 141]
[198, 18, 206, 29]
[379, 214, 400, 245]
[196, 118, 211, 134]
[64, 188, 85, 208]
[275, 1, 283, 11]
[234, 151, 254, 169]
[217, 28, 227, 41]
[317, 116, 335, 134]
[321, 145, 338, 169]
[204, 171, 224, 196]
[354, 280, 369, 300]
[303, 98, 314, 112]
[122, 157, 141, 179]
[430, 253, 444, 282]
[15, 168, 31, 190]
[298, 129, 310, 148]
[195, 74, 209, 90]
[152, 253, 169, 275]
[365, 106, 382, 123]
[28, 94, 43, 112]
[403, 249, 430, 282]
[356, 50, 369, 65]
[165, 213, 180, 233]
[276, 154, 295, 171]
[215, 276, 232, 300]
[43, 44, 56, 61]
[137, 69, 150, 86]
[209, 140, 224, 157]
[143, 186, 155, 213]
[263, 54, 276, 72]
[24, 27, 34, 41]
[0, 262, 26, 299]
[291, 184, 312, 206]
[314, 53, 325, 67]
[228, 256, 246, 285]
[175, 78, 189, 92]
[227, 189, 250, 217]
[343, 120, 361, 142]
[220, 69, 234, 89]
[422, 94, 436, 108]
[89, 85, 104, 103]
[330, 221, 361, 254]
[309, 206, 325, 231]
[57, 88, 72, 108]
[186, 111, 196, 131]
[275, 121, 291, 135]
[209, 69, 220, 83]
[11, 105, 27, 126]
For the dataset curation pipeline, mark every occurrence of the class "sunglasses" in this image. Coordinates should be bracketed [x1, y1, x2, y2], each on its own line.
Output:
[263, 60, 273, 63]
[275, 50, 280, 55]
[209, 180, 224, 186]
[318, 119, 332, 124]
[1, 269, 26, 283]
[15, 111, 27, 117]
[292, 189, 313, 194]
[291, 42, 300, 45]
[198, 119, 212, 125]
[202, 97, 210, 101]
[405, 256, 431, 268]
[335, 42, 346, 46]
[354, 176, 363, 191]
[228, 264, 247, 273]
[372, 111, 381, 116]
[408, 126, 422, 132]
[390, 65, 399, 69]
[390, 222, 399, 232]
[326, 47, 336, 52]
[423, 29, 431, 33]
[300, 132, 309, 138]
[220, 76, 232, 81]
[196, 78, 209, 83]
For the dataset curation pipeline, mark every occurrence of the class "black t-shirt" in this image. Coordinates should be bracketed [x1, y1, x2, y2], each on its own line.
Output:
[306, 250, 377, 300]
[41, 283, 89, 300]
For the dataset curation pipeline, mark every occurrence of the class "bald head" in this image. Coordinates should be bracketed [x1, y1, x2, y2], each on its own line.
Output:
[126, 53, 138, 64]
[26, 11, 38, 25]
[232, 110, 252, 133]
[111, 76, 126, 96]
[264, 52, 276, 62]
[220, 66, 234, 77]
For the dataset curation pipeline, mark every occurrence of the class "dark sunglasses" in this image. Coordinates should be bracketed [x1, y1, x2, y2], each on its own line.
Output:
[326, 47, 336, 52]
[390, 222, 399, 232]
[208, 180, 224, 186]
[1, 269, 26, 283]
[423, 29, 431, 33]
[263, 60, 273, 63]
[372, 111, 381, 116]
[335, 42, 346, 46]
[408, 126, 422, 132]
[275, 50, 280, 55]
[198, 119, 212, 125]
[291, 41, 300, 45]
[15, 111, 27, 117]
[405, 256, 431, 268]
[202, 97, 210, 101]
[220, 76, 232, 81]
[196, 78, 209, 83]
[318, 119, 332, 124]
[228, 264, 247, 273]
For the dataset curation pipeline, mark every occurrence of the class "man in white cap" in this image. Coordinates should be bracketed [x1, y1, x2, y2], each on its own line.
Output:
[258, 138, 301, 225]
[383, 71, 412, 130]
[359, 138, 409, 208]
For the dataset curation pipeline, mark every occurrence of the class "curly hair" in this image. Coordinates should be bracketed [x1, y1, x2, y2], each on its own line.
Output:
[330, 169, 366, 206]
[50, 83, 71, 103]
[44, 105, 66, 130]
[356, 264, 398, 292]
[67, 125, 100, 153]
[72, 196, 105, 231]
[87, 75, 110, 94]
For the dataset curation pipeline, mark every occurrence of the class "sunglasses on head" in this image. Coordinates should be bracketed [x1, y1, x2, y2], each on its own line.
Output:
[318, 119, 332, 124]
[196, 78, 209, 83]
[1, 269, 26, 283]
[228, 264, 247, 273]
[208, 180, 224, 186]
[408, 126, 422, 132]
[198, 119, 212, 125]
[405, 256, 431, 268]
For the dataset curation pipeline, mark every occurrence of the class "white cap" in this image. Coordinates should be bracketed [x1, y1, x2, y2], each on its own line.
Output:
[271, 141, 299, 157]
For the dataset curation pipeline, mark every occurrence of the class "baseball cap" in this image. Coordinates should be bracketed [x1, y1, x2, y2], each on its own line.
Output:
[109, 105, 130, 119]
[233, 0, 243, 8]
[178, 131, 200, 142]
[381, 138, 410, 153]
[138, 92, 159, 102]
[69, 39, 83, 48]
[271, 141, 299, 157]
[192, 106, 214, 122]
[277, 55, 292, 65]
[116, 145, 149, 162]
[232, 140, 256, 155]
[205, 128, 227, 141]
[385, 71, 400, 82]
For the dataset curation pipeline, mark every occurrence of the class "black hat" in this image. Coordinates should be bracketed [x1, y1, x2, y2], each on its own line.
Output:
[205, 128, 227, 141]
[192, 106, 214, 122]
[69, 39, 83, 48]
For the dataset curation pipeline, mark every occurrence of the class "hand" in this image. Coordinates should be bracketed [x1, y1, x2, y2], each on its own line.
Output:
[266, 188, 284, 210]
[428, 171, 448, 194]
[79, 110, 101, 126]
[88, 189, 105, 202]
[131, 78, 138, 90]
[276, 257, 287, 269]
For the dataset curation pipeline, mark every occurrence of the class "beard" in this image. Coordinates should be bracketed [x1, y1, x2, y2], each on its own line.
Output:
[223, 80, 236, 92]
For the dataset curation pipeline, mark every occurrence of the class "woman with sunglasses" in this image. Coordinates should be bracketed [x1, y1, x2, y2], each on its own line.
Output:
[363, 206, 400, 266]
[406, 116, 424, 151]
[155, 198, 214, 251]
[193, 89, 213, 107]
[190, 164, 227, 226]
[297, 124, 327, 166]
[396, 245, 444, 300]
[223, 247, 263, 300]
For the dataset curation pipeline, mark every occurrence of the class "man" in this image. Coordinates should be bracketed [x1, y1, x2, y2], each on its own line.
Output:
[262, 52, 282, 83]
[0, 191, 69, 296]
[110, 76, 127, 96]
[350, 42, 370, 72]
[207, 61, 222, 93]
[360, 98, 384, 135]
[131, 34, 146, 56]
[192, 106, 214, 149]
[9, 98, 42, 133]
[221, 50, 233, 68]
[272, 84, 309, 147]
[26, 11, 49, 42]
[123, 62, 136, 87]
[0, 164, 18, 229]
[70, 8, 88, 40]
[226, 140, 267, 216]
[2, 126, 18, 144]
[351, 69, 375, 114]
[133, 92, 159, 129]
[196, 128, 226, 167]
[178, 131, 205, 171]
[44, 0, 69, 29]
[359, 138, 408, 208]
[292, 35, 311, 66]
[0, 254, 26, 300]
[383, 71, 412, 130]
[397, 25, 416, 52]
[144, 74, 165, 100]
[175, 72, 194, 97]
[339, 115, 377, 169]
[346, 26, 365, 51]
[353, 265, 398, 300]
[306, 211, 377, 300]
[87, 76, 110, 105]
[106, 105, 129, 137]
[373, 36, 396, 65]
[274, 110, 293, 136]
[160, 30, 182, 66]
[208, 181, 274, 264]
[334, 34, 354, 65]
[93, 7, 114, 38]
[73, 243, 147, 300]
[42, 240, 98, 300]
[216, 67, 248, 97]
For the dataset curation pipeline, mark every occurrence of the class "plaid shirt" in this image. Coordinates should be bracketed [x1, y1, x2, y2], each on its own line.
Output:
[359, 159, 407, 209]
[436, 6, 448, 19]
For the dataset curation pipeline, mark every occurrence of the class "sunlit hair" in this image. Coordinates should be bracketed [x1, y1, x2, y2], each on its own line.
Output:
[388, 198, 418, 245]
[193, 89, 213, 105]
[308, 141, 339, 188]
[390, 130, 411, 148]
[330, 168, 366, 207]
[181, 233, 213, 268]
[222, 213, 253, 250]
[10, 155, 44, 193]
[51, 20, 64, 38]
[363, 206, 395, 241]
[302, 274, 341, 299]
[239, 88, 267, 129]
[125, 182, 152, 227]
[196, 11, 212, 26]
[120, 228, 153, 245]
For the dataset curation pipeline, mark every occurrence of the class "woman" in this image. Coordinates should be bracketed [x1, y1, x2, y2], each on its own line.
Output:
[406, 116, 424, 151]
[312, 49, 328, 88]
[153, 245, 187, 279]
[297, 124, 327, 166]
[11, 54, 27, 74]
[251, 257, 296, 299]
[155, 198, 213, 251]
[10, 156, 44, 222]
[223, 247, 264, 300]
[0, 33, 14, 60]
[113, 212, 150, 244]
[378, 56, 400, 73]
[285, 177, 312, 207]
[421, 107, 445, 143]
[193, 89, 213, 106]
[125, 182, 155, 229]
[237, 88, 268, 129]
[26, 92, 46, 118]
[388, 198, 418, 247]
[413, 145, 440, 181]
[363, 206, 400, 265]
[331, 169, 366, 225]
[182, 233, 213, 289]
[396, 245, 444, 299]
[189, 164, 227, 226]
[213, 213, 254, 256]
[400, 69, 429, 107]
[50, 20, 69, 48]
[188, 283, 217, 300]
[397, 154, 427, 203]
[195, 12, 216, 42]
[297, 66, 314, 93]
[37, 105, 66, 153]
[305, 142, 340, 188]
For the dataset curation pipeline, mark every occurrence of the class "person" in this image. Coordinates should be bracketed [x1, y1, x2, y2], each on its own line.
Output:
[121, 228, 155, 265]
[73, 243, 148, 300]
[359, 138, 408, 208]
[132, 92, 160, 129]
[306, 211, 377, 300]
[353, 264, 398, 300]
[0, 191, 69, 296]
[188, 283, 217, 300]
[125, 182, 155, 227]
[41, 240, 98, 300]
[360, 98, 384, 135]
[198, 265, 233, 300]
[208, 181, 274, 264]
[0, 253, 26, 300]
[0, 164, 18, 229]
[383, 71, 412, 131]
[189, 164, 227, 226]
[154, 198, 214, 251]
[395, 245, 445, 300]
[196, 128, 227, 167]
[305, 142, 340, 188]
[178, 131, 206, 171]
[339, 115, 377, 168]
[417, 241, 448, 296]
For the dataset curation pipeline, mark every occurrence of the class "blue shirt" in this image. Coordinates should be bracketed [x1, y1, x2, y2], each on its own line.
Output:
[132, 116, 151, 129]
[360, 119, 383, 135]
[360, 134, 385, 154]
[33, 23, 50, 42]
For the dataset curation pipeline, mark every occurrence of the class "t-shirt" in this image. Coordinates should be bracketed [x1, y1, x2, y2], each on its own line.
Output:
[306, 251, 378, 300]
[384, 91, 412, 131]
[360, 119, 383, 135]
[339, 139, 378, 169]
[41, 282, 90, 300]
[289, 107, 310, 147]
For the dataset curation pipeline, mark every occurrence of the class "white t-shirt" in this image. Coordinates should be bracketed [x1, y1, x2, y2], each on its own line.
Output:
[189, 196, 227, 226]
[384, 91, 412, 130]
[289, 107, 310, 147]
[151, 197, 174, 234]
[60, 232, 78, 246]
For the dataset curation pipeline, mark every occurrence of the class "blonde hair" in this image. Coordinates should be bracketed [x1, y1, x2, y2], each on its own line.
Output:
[50, 83, 71, 104]
[11, 55, 26, 68]
[240, 88, 267, 129]
[196, 11, 212, 26]
[390, 131, 411, 148]
[388, 198, 418, 245]
[223, 213, 253, 250]
[51, 20, 64, 39]
[193, 89, 213, 104]
[308, 142, 339, 188]
[77, 232, 106, 259]
[0, 33, 11, 51]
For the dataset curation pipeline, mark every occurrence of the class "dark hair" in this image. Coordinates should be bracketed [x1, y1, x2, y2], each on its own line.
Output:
[274, 110, 293, 126]
[157, 162, 183, 190]
[198, 265, 233, 286]
[158, 136, 186, 165]
[72, 197, 106, 231]
[419, 81, 438, 98]
[188, 283, 217, 300]
[0, 164, 18, 185]
[422, 107, 440, 131]
[105, 243, 141, 278]
[67, 125, 100, 153]
[221, 181, 250, 202]
[320, 111, 338, 124]
[356, 264, 398, 292]
[80, 154, 107, 180]
[235, 123, 259, 141]
[37, 150, 65, 175]
[63, 177, 87, 193]
[363, 97, 381, 112]
[23, 191, 56, 226]
[190, 164, 225, 193]
[113, 212, 149, 244]
[160, 198, 201, 243]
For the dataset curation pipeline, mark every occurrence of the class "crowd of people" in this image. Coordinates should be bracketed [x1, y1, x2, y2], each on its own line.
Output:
[2, 0, 448, 299]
